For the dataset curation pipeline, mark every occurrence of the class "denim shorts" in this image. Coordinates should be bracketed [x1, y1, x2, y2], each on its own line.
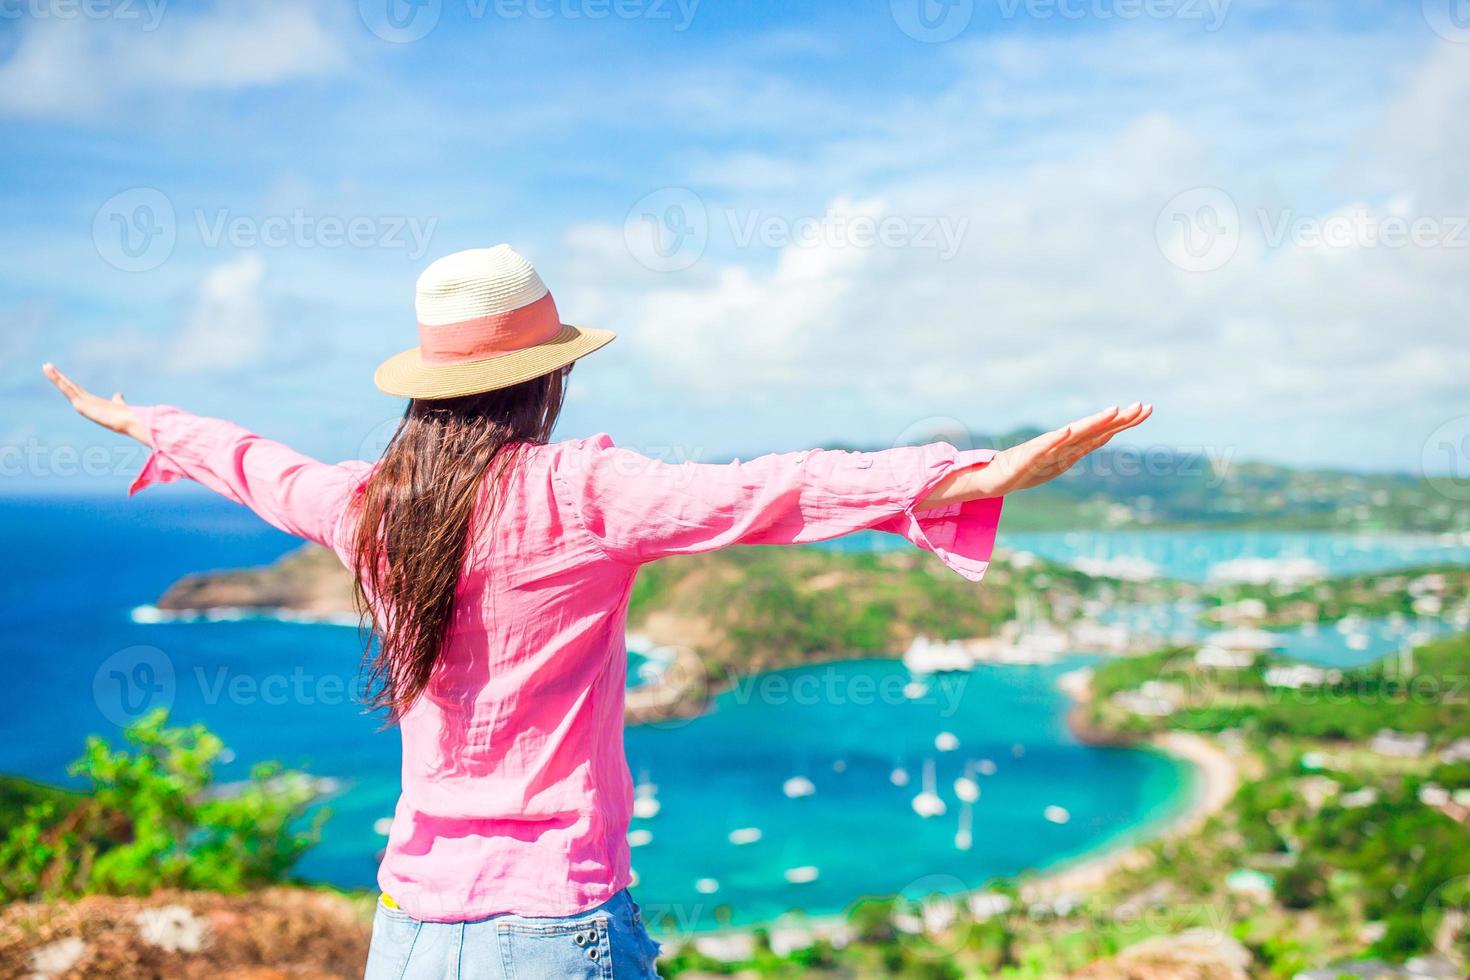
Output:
[363, 888, 662, 979]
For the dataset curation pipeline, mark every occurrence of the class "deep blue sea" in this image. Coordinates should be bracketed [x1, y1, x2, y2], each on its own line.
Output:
[4, 492, 1464, 928]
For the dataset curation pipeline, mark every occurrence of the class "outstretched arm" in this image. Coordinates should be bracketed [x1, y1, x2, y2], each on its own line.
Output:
[560, 402, 1151, 580]
[43, 364, 369, 551]
[918, 403, 1152, 509]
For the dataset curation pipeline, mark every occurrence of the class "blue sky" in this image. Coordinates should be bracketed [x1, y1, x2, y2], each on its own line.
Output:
[2, 0, 1467, 491]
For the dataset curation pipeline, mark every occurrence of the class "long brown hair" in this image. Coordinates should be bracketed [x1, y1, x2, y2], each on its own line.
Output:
[352, 369, 568, 722]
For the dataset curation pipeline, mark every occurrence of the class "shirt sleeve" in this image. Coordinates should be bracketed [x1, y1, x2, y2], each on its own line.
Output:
[556, 435, 1004, 580]
[127, 405, 372, 552]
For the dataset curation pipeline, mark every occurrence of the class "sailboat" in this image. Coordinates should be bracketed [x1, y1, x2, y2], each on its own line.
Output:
[890, 766, 911, 787]
[953, 761, 980, 803]
[783, 775, 816, 798]
[632, 774, 661, 819]
[954, 801, 973, 851]
[1044, 805, 1071, 825]
[911, 759, 946, 818]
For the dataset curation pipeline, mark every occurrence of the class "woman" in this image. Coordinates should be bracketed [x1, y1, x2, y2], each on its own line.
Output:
[45, 245, 1150, 978]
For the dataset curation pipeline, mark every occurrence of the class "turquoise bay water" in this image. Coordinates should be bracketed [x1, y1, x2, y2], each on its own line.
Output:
[828, 528, 1470, 582]
[619, 658, 1191, 927]
[3, 494, 1464, 924]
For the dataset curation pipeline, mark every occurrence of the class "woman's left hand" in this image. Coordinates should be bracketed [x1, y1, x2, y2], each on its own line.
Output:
[42, 363, 151, 446]
[920, 402, 1153, 507]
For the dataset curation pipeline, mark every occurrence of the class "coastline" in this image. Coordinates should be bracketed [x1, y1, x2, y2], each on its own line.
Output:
[139, 548, 1243, 928]
[1020, 667, 1240, 902]
[133, 591, 1237, 909]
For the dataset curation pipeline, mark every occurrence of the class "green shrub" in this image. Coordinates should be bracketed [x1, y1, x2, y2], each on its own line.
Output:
[0, 710, 324, 900]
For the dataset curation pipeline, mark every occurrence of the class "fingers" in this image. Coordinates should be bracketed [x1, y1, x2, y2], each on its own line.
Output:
[1036, 405, 1125, 461]
[1062, 404, 1154, 463]
[42, 363, 88, 404]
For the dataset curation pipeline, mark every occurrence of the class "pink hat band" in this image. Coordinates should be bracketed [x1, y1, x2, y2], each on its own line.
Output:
[417, 291, 562, 365]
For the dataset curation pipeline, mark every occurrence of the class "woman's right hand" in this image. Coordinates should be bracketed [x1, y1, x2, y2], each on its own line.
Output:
[42, 363, 152, 446]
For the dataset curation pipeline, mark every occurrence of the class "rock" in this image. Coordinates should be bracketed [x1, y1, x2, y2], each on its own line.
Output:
[0, 888, 371, 979]
[1070, 929, 1252, 980]
[158, 544, 355, 620]
[31, 936, 86, 977]
[135, 904, 207, 953]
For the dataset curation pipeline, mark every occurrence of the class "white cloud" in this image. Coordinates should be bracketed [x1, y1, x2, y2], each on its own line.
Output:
[0, 2, 346, 118]
[556, 32, 1470, 468]
[168, 254, 269, 373]
[1359, 42, 1470, 210]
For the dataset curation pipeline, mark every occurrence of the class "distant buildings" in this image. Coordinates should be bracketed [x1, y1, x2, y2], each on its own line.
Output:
[1369, 729, 1429, 759]
[1265, 664, 1335, 689]
[1439, 737, 1470, 764]
[1225, 868, 1275, 899]
[1110, 680, 1179, 717]
[1208, 556, 1324, 585]
[1195, 646, 1256, 669]
[1293, 956, 1462, 979]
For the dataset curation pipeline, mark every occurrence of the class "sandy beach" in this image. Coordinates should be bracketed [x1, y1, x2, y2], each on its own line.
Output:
[1020, 668, 1241, 902]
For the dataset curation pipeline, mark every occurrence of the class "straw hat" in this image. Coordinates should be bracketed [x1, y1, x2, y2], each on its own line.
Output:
[374, 245, 614, 399]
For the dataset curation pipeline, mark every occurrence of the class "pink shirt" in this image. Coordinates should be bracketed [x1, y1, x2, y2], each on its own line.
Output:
[129, 405, 1003, 921]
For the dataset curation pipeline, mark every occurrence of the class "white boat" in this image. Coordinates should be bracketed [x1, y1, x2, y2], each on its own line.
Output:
[782, 776, 816, 799]
[632, 777, 661, 819]
[1044, 805, 1070, 825]
[1209, 627, 1283, 652]
[934, 731, 959, 752]
[902, 679, 930, 699]
[889, 767, 910, 787]
[953, 762, 979, 803]
[954, 802, 973, 851]
[902, 635, 973, 673]
[628, 828, 653, 847]
[373, 817, 393, 837]
[784, 865, 819, 884]
[977, 759, 997, 776]
[728, 827, 762, 846]
[1072, 555, 1159, 582]
[1208, 557, 1323, 585]
[912, 760, 946, 818]
[695, 878, 720, 894]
